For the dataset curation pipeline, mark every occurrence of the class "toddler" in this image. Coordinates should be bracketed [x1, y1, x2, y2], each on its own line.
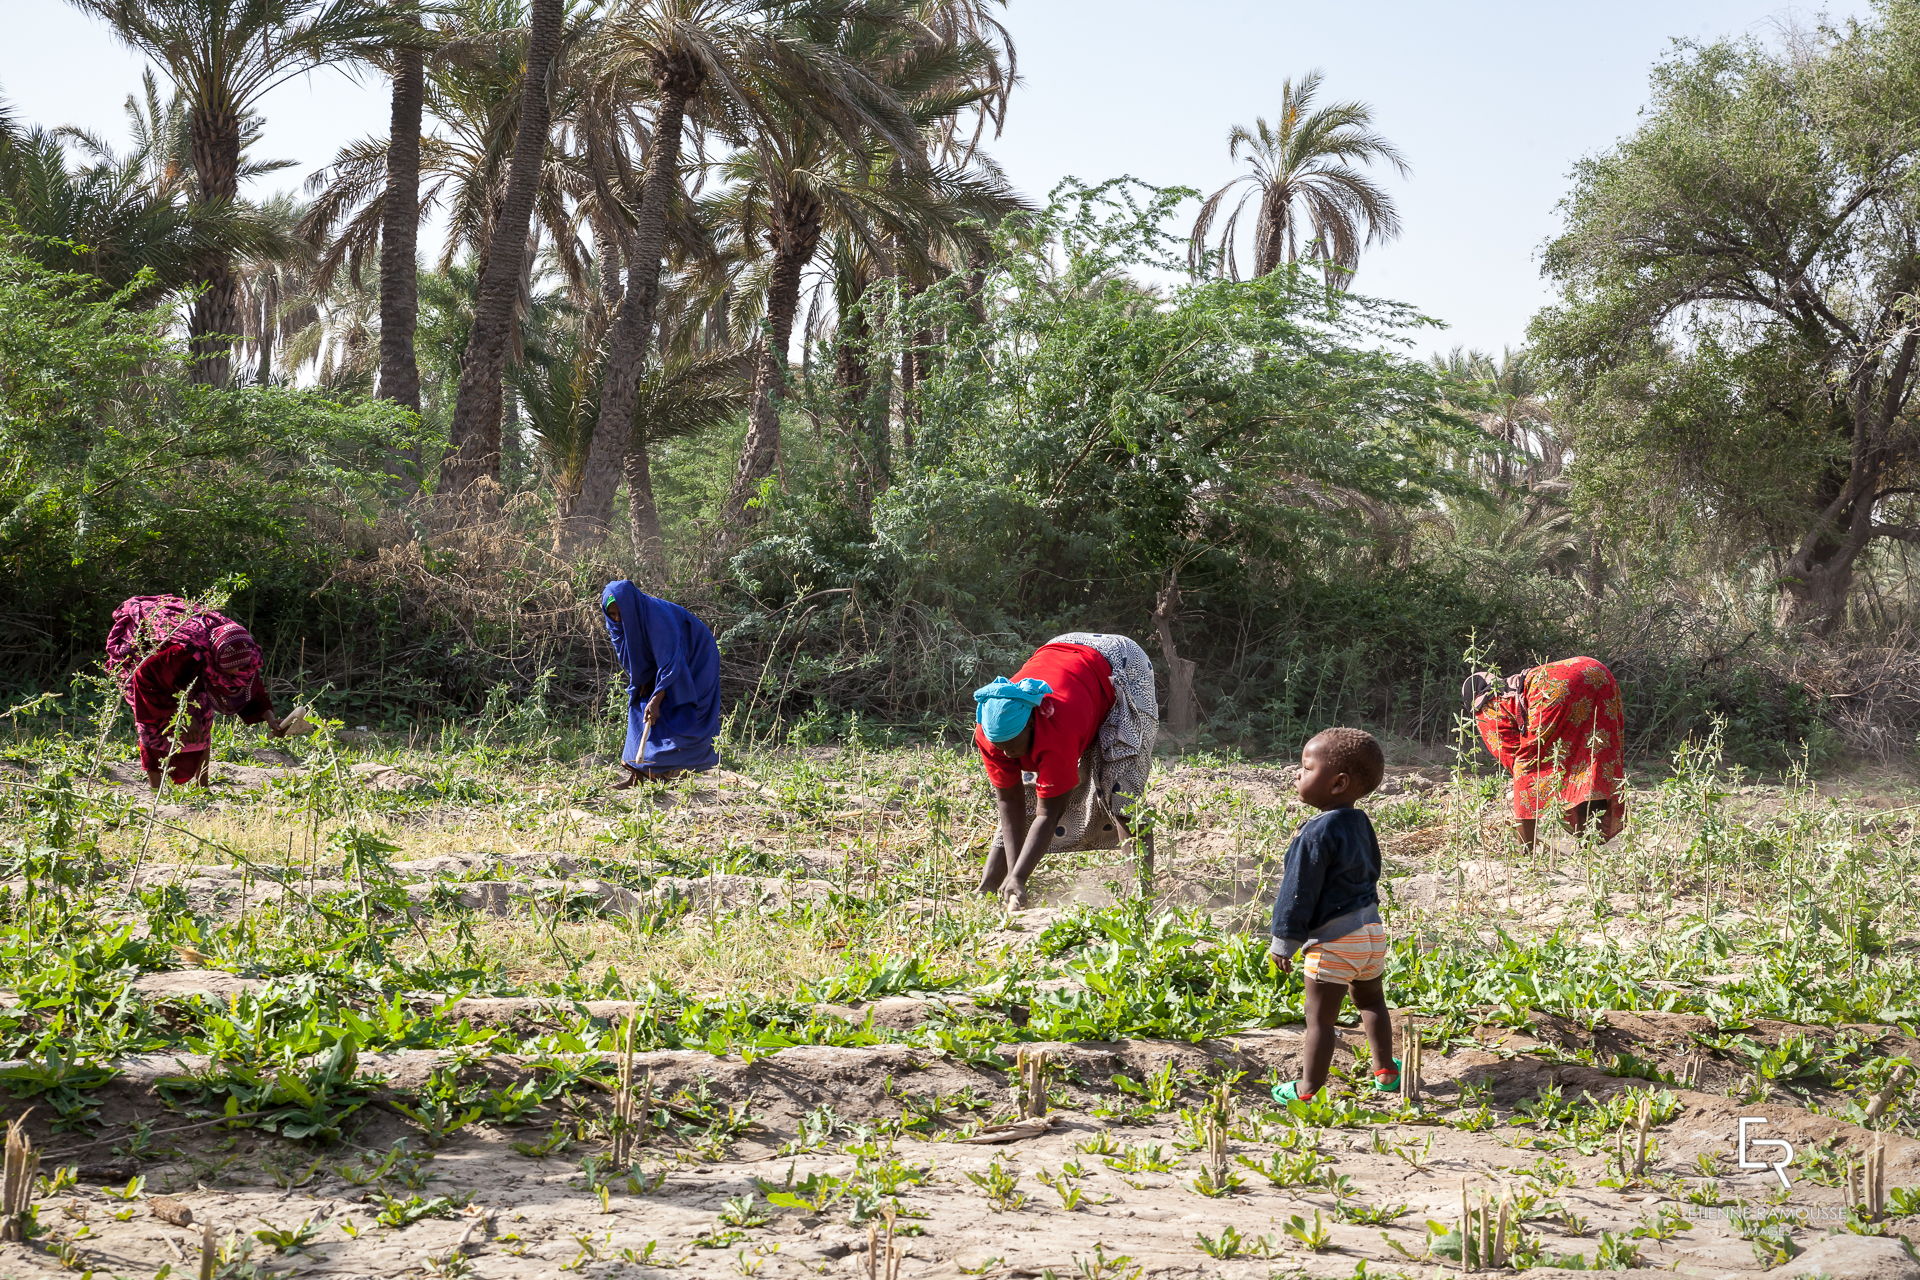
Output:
[1269, 727, 1397, 1103]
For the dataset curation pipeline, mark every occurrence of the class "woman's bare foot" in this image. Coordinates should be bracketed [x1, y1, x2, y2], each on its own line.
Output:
[609, 766, 644, 791]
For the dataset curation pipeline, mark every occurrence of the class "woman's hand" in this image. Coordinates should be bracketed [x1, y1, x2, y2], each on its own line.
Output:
[979, 785, 1027, 894]
[1002, 791, 1073, 905]
[644, 690, 666, 726]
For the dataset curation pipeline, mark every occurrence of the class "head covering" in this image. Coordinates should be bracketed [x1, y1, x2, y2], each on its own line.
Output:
[974, 676, 1052, 743]
[602, 579, 653, 683]
[1461, 672, 1498, 718]
[203, 621, 263, 705]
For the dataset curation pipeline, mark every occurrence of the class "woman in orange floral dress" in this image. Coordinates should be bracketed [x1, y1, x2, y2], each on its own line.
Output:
[1464, 656, 1627, 850]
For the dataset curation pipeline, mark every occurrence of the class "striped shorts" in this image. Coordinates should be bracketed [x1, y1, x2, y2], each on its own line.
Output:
[1301, 923, 1389, 985]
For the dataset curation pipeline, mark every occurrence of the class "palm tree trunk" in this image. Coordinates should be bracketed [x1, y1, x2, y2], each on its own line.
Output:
[835, 276, 888, 514]
[625, 428, 668, 583]
[560, 65, 700, 553]
[186, 105, 242, 386]
[254, 301, 274, 384]
[720, 196, 818, 535]
[377, 39, 424, 417]
[441, 0, 563, 498]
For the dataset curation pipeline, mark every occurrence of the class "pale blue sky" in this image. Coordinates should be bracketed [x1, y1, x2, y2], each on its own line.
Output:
[0, 0, 1875, 352]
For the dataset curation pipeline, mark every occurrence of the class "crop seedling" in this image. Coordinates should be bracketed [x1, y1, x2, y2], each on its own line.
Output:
[1282, 1210, 1334, 1252]
[1194, 1224, 1248, 1259]
[1593, 1231, 1646, 1269]
[1034, 1167, 1088, 1211]
[1885, 1185, 1920, 1216]
[1238, 1147, 1326, 1187]
[757, 1169, 848, 1215]
[100, 1175, 145, 1203]
[719, 1195, 772, 1228]
[372, 1193, 466, 1229]
[253, 1218, 321, 1253]
[1629, 1204, 1691, 1241]
[1337, 1199, 1408, 1226]
[1068, 1244, 1143, 1280]
[1076, 1131, 1122, 1157]
[1103, 1142, 1177, 1173]
[1728, 1207, 1802, 1266]
[966, 1158, 1026, 1212]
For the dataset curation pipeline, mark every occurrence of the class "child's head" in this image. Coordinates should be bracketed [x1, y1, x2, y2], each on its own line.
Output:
[1297, 727, 1385, 810]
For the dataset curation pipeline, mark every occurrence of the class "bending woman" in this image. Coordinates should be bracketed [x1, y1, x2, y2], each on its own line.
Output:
[974, 633, 1159, 907]
[106, 595, 282, 789]
[1465, 655, 1627, 850]
[602, 580, 722, 787]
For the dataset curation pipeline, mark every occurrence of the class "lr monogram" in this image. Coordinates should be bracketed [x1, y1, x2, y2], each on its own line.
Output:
[1737, 1117, 1794, 1189]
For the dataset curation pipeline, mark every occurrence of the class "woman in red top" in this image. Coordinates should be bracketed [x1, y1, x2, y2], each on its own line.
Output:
[974, 633, 1159, 906]
[105, 595, 285, 789]
[1465, 656, 1627, 850]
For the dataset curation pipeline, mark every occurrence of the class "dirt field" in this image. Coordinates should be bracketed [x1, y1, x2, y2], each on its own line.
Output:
[0, 728, 1917, 1278]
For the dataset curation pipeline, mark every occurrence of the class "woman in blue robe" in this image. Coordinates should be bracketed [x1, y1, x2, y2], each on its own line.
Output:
[601, 580, 723, 786]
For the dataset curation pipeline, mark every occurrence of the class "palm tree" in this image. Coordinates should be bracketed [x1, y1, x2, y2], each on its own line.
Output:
[1429, 347, 1559, 489]
[0, 81, 284, 301]
[809, 157, 1024, 507]
[557, 0, 928, 554]
[278, 263, 381, 389]
[234, 193, 320, 383]
[709, 5, 1014, 543]
[441, 0, 567, 496]
[53, 70, 197, 204]
[1189, 70, 1408, 284]
[302, 1, 593, 292]
[376, 0, 430, 412]
[65, 0, 399, 384]
[515, 293, 749, 572]
[1427, 345, 1596, 595]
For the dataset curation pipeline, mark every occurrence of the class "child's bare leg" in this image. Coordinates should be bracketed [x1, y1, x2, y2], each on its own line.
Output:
[1350, 975, 1395, 1074]
[1300, 976, 1346, 1096]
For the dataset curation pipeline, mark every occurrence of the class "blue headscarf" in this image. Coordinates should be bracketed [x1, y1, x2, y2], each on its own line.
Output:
[974, 676, 1052, 743]
[601, 580, 722, 768]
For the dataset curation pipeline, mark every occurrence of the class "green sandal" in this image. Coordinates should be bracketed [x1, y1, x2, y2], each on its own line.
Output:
[1271, 1080, 1315, 1105]
[1373, 1057, 1403, 1093]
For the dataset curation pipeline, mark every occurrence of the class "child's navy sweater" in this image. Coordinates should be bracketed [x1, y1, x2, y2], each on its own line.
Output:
[1269, 806, 1382, 959]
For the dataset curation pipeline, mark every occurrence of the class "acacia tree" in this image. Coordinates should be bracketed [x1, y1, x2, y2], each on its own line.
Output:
[67, 0, 395, 384]
[1534, 9, 1920, 631]
[1189, 70, 1407, 284]
[844, 180, 1482, 656]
